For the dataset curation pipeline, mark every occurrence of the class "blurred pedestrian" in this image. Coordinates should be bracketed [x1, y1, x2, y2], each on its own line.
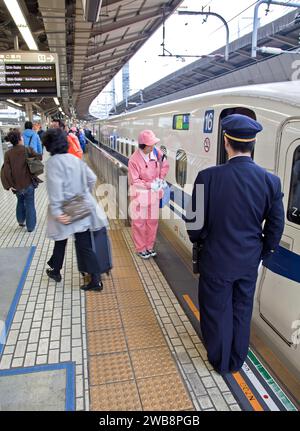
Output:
[23, 121, 43, 155]
[43, 128, 108, 291]
[1, 129, 42, 232]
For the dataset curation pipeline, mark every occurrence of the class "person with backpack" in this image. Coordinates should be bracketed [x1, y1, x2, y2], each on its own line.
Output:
[22, 121, 43, 155]
[1, 130, 42, 232]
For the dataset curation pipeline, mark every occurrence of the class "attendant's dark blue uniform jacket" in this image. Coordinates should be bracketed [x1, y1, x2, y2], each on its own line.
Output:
[187, 156, 285, 280]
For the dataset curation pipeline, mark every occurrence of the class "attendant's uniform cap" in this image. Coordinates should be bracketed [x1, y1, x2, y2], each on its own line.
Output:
[221, 114, 263, 143]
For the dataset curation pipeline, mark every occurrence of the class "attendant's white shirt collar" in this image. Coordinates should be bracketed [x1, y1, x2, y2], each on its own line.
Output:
[228, 154, 251, 160]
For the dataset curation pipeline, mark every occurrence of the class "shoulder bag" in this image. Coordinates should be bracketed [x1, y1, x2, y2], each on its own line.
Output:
[61, 162, 92, 222]
[25, 144, 44, 176]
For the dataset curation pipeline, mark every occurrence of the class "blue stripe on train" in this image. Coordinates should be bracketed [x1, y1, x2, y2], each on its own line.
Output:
[99, 142, 300, 283]
[263, 246, 300, 283]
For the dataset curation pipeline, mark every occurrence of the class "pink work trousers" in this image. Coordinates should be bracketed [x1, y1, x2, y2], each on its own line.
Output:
[131, 200, 160, 252]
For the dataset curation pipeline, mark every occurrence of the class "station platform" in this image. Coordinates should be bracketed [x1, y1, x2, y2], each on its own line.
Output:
[0, 153, 298, 412]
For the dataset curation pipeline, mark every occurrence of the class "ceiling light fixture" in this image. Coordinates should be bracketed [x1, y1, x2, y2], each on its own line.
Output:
[7, 99, 23, 107]
[3, 0, 38, 50]
[53, 97, 60, 106]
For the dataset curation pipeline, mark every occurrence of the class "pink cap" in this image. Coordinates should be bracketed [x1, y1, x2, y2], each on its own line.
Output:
[71, 126, 77, 132]
[138, 130, 160, 146]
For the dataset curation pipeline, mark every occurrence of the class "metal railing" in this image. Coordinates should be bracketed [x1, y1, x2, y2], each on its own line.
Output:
[87, 139, 130, 223]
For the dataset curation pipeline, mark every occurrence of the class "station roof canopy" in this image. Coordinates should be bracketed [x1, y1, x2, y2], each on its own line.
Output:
[0, 0, 182, 120]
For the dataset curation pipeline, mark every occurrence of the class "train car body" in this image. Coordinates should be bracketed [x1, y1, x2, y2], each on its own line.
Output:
[91, 82, 300, 379]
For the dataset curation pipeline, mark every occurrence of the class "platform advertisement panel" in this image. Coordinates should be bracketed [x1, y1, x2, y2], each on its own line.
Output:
[0, 51, 60, 97]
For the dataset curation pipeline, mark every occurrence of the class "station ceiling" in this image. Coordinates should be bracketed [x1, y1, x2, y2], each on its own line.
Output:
[0, 0, 182, 120]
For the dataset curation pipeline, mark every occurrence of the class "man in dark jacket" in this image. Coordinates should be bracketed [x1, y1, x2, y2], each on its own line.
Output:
[1, 129, 42, 232]
[186, 114, 285, 375]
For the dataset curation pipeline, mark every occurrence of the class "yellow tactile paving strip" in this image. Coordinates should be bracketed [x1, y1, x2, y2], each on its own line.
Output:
[86, 229, 194, 411]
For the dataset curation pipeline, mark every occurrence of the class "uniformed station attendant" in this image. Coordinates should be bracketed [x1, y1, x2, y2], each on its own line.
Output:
[186, 114, 285, 375]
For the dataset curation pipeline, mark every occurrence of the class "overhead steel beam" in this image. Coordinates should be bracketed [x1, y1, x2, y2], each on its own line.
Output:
[81, 63, 121, 81]
[91, 10, 163, 36]
[269, 34, 299, 47]
[86, 33, 149, 56]
[83, 50, 133, 70]
[81, 79, 108, 90]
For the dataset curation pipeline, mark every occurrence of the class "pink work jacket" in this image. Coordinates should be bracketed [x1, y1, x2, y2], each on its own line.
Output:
[128, 148, 169, 207]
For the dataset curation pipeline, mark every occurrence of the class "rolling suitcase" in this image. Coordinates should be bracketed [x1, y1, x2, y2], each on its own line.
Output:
[75, 227, 112, 276]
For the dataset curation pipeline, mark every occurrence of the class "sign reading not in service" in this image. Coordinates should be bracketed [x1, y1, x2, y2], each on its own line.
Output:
[0, 51, 60, 97]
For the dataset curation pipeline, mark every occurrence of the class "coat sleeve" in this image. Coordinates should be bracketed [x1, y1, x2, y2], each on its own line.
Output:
[1, 152, 14, 190]
[46, 161, 65, 218]
[85, 163, 97, 191]
[35, 134, 43, 155]
[186, 171, 209, 244]
[262, 177, 285, 259]
[128, 158, 151, 190]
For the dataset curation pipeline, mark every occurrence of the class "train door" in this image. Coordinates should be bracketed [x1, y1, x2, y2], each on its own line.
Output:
[258, 120, 300, 348]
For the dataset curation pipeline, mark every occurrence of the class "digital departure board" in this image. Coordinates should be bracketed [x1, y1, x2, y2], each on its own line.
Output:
[0, 52, 60, 98]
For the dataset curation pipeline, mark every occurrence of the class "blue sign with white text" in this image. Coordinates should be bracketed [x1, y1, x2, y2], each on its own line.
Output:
[203, 110, 214, 133]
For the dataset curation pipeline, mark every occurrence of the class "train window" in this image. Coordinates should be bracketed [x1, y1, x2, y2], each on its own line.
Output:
[287, 146, 300, 225]
[131, 146, 135, 155]
[160, 145, 168, 159]
[176, 150, 187, 188]
[218, 108, 256, 165]
[126, 143, 129, 157]
[173, 114, 190, 130]
[121, 142, 124, 154]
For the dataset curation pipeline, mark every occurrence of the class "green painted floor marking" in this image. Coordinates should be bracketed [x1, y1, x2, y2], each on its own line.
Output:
[248, 349, 297, 411]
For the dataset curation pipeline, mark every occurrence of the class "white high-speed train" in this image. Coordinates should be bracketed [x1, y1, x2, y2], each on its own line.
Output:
[91, 82, 300, 380]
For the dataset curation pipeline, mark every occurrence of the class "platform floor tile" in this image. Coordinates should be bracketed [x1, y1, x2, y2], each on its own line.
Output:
[90, 381, 142, 411]
[89, 352, 134, 385]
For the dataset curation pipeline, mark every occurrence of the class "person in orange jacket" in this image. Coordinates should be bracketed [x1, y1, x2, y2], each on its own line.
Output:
[128, 130, 169, 259]
[51, 119, 83, 159]
[65, 125, 83, 159]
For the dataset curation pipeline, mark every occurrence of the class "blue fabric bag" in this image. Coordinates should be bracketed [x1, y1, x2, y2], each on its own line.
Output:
[153, 147, 170, 208]
[160, 183, 171, 208]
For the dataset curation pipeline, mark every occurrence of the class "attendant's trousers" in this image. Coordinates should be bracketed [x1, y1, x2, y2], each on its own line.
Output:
[131, 202, 159, 252]
[198, 273, 257, 373]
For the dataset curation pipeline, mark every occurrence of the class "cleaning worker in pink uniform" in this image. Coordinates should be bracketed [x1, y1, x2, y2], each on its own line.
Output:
[128, 130, 169, 259]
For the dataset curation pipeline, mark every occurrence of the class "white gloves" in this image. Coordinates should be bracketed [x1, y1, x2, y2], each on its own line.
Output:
[151, 178, 161, 191]
[160, 179, 168, 189]
[150, 178, 168, 192]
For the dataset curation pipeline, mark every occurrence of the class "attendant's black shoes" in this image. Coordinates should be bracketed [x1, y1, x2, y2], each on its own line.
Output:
[19, 223, 25, 227]
[80, 281, 103, 292]
[46, 269, 62, 283]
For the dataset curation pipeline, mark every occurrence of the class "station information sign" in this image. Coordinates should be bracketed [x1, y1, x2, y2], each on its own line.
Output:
[0, 51, 60, 98]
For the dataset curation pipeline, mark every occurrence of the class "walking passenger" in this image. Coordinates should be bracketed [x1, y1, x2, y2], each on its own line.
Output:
[43, 128, 108, 291]
[23, 121, 43, 155]
[1, 129, 41, 232]
[186, 114, 285, 374]
[128, 130, 169, 259]
[51, 119, 83, 159]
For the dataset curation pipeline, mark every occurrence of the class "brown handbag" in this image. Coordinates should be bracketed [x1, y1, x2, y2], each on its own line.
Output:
[61, 162, 92, 222]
